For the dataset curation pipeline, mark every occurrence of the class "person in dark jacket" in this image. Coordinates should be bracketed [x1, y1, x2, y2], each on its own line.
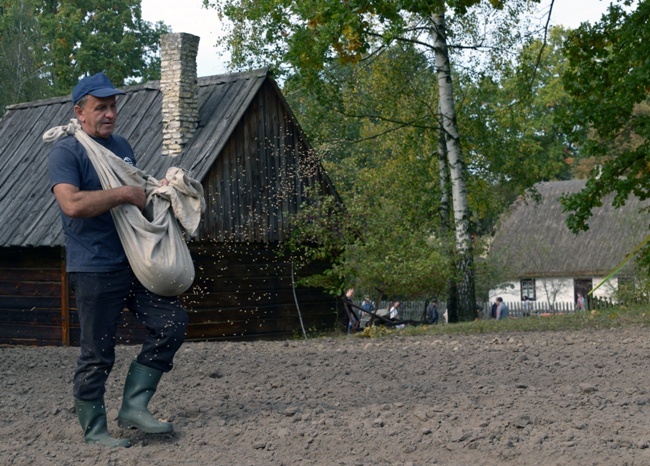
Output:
[427, 301, 439, 324]
[490, 301, 498, 319]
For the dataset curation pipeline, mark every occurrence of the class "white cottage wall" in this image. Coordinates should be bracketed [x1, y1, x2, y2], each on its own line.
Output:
[488, 284, 520, 303]
[591, 277, 617, 300]
[489, 276, 617, 306]
[539, 278, 574, 303]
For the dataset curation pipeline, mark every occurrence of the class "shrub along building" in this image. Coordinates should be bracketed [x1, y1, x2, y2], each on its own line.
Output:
[0, 33, 339, 346]
[488, 180, 650, 308]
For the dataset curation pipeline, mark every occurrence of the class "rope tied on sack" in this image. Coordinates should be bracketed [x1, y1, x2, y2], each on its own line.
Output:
[44, 119, 205, 297]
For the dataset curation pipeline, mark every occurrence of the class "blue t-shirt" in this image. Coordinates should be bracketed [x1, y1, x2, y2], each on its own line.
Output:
[48, 134, 136, 272]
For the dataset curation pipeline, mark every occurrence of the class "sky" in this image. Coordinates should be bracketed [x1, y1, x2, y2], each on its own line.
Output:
[140, 0, 618, 78]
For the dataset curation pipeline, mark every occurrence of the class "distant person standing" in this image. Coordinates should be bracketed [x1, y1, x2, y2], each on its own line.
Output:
[361, 295, 375, 316]
[389, 301, 405, 329]
[343, 288, 355, 303]
[426, 300, 439, 324]
[490, 301, 498, 319]
[342, 288, 358, 333]
[576, 292, 585, 310]
[522, 295, 532, 317]
[495, 297, 509, 320]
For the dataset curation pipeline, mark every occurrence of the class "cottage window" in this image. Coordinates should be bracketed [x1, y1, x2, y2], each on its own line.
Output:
[521, 279, 536, 300]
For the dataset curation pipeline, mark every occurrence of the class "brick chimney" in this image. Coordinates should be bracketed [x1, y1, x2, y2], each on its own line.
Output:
[160, 33, 200, 157]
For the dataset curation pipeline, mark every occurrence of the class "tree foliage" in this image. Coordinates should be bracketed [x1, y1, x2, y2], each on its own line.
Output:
[0, 0, 168, 114]
[38, 0, 169, 95]
[559, 0, 650, 233]
[284, 45, 449, 299]
[287, 188, 450, 300]
[0, 0, 49, 114]
[206, 0, 533, 78]
[208, 0, 606, 310]
[458, 26, 583, 231]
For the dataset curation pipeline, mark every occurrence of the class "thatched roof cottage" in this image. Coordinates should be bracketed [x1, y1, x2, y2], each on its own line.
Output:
[488, 180, 649, 306]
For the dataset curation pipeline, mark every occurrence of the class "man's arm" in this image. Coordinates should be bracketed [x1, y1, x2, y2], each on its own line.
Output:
[53, 183, 146, 218]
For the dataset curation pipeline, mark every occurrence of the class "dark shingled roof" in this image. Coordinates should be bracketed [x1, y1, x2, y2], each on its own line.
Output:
[489, 180, 650, 278]
[0, 69, 270, 248]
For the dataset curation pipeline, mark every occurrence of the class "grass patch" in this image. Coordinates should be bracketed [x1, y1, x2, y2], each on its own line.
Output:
[353, 304, 650, 339]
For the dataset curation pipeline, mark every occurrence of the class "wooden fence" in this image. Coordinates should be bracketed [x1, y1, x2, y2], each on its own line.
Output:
[479, 298, 617, 319]
[353, 300, 437, 323]
[353, 297, 619, 325]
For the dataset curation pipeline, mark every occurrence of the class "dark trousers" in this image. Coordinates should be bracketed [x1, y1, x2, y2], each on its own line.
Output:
[70, 268, 188, 400]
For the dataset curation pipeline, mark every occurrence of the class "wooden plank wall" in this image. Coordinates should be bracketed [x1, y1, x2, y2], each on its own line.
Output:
[0, 244, 336, 346]
[0, 247, 64, 346]
[201, 81, 328, 244]
[184, 242, 336, 341]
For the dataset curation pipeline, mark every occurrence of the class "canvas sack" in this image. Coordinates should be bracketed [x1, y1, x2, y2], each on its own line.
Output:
[44, 119, 205, 296]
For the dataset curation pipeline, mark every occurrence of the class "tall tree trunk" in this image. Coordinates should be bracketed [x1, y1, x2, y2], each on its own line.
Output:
[437, 102, 459, 322]
[432, 11, 476, 321]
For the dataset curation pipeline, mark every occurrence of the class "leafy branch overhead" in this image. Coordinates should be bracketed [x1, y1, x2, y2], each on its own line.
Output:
[560, 0, 650, 233]
[205, 0, 538, 79]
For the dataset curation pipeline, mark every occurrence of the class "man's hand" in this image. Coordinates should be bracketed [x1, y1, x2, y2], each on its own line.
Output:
[53, 183, 146, 218]
[120, 185, 147, 210]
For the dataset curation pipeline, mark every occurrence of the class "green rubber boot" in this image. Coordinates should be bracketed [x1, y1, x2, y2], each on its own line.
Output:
[74, 398, 131, 448]
[117, 360, 173, 433]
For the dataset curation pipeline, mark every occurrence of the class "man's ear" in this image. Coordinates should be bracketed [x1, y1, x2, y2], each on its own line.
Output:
[73, 105, 84, 120]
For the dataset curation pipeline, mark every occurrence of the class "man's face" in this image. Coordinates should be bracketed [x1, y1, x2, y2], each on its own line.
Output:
[74, 95, 117, 138]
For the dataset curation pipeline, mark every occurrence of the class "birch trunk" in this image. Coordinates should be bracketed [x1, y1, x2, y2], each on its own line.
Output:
[437, 102, 459, 322]
[432, 11, 476, 321]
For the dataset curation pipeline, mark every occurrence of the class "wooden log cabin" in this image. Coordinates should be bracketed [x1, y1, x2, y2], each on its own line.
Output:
[0, 33, 339, 346]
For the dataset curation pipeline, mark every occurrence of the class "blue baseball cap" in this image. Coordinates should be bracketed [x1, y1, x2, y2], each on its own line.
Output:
[72, 72, 125, 104]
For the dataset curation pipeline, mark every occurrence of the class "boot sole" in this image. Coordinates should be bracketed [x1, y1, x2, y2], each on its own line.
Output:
[86, 438, 131, 448]
[117, 418, 173, 434]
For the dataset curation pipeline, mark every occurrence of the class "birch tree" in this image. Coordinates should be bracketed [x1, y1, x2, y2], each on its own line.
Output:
[431, 12, 475, 320]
